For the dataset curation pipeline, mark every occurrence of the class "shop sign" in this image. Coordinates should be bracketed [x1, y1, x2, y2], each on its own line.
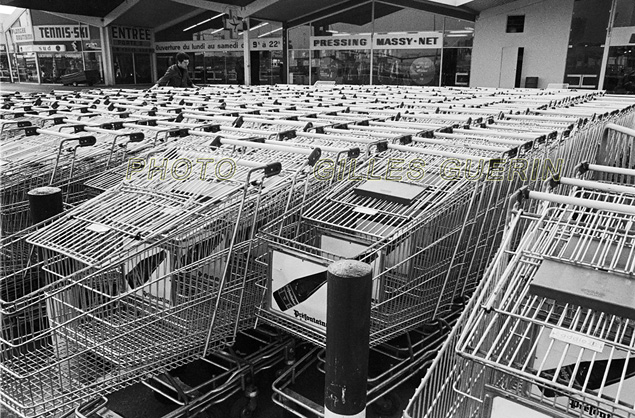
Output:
[373, 32, 442, 49]
[310, 35, 371, 50]
[19, 44, 67, 52]
[11, 26, 34, 43]
[111, 26, 152, 47]
[154, 38, 283, 53]
[250, 38, 282, 51]
[34, 25, 89, 41]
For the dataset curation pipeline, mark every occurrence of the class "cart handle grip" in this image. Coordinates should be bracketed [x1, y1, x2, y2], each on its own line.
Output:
[78, 136, 97, 146]
[264, 162, 282, 178]
[128, 132, 145, 142]
[308, 148, 321, 166]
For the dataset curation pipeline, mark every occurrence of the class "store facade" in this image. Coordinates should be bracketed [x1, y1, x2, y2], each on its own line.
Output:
[3, 0, 632, 91]
[154, 18, 284, 86]
[287, 0, 474, 87]
[4, 10, 105, 84]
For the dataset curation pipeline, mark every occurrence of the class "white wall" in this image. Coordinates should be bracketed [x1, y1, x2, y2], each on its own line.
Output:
[470, 0, 575, 89]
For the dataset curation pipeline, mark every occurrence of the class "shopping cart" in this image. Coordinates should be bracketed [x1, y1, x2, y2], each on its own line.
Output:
[404, 164, 635, 418]
[0, 132, 361, 417]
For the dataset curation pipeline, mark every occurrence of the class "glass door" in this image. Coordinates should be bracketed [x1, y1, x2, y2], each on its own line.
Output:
[114, 52, 134, 84]
[133, 53, 152, 84]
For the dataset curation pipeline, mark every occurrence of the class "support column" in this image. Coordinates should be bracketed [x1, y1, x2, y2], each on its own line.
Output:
[282, 22, 288, 84]
[28, 187, 64, 224]
[243, 17, 251, 86]
[100, 26, 115, 86]
[324, 260, 373, 418]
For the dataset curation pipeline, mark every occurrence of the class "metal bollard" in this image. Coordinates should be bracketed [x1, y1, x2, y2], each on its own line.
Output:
[324, 260, 373, 418]
[27, 186, 64, 224]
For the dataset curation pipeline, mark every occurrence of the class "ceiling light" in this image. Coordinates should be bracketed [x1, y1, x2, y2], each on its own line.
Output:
[257, 27, 282, 38]
[250, 22, 269, 31]
[183, 13, 225, 32]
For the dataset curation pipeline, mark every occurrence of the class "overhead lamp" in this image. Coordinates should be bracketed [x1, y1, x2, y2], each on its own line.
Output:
[183, 13, 225, 32]
[210, 28, 224, 34]
[257, 27, 282, 38]
[250, 22, 269, 31]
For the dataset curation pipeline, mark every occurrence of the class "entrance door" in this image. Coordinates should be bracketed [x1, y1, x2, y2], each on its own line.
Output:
[114, 53, 134, 84]
[499, 47, 518, 88]
[134, 53, 152, 84]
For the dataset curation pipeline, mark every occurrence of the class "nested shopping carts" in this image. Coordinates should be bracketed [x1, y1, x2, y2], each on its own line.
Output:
[404, 125, 635, 418]
[0, 107, 151, 237]
[0, 127, 363, 417]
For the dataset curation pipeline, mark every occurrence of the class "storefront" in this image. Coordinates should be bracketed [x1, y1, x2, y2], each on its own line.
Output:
[0, 44, 10, 82]
[111, 26, 154, 84]
[155, 30, 283, 85]
[287, 1, 474, 86]
[4, 10, 105, 84]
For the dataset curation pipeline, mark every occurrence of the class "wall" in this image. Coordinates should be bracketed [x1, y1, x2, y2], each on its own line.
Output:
[470, 0, 575, 88]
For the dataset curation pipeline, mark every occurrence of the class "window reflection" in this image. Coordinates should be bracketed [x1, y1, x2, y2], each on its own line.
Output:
[603, 46, 635, 93]
[563, 0, 611, 89]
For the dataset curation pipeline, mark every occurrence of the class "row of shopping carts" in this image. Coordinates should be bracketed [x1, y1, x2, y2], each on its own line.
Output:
[0, 85, 634, 418]
[405, 123, 635, 418]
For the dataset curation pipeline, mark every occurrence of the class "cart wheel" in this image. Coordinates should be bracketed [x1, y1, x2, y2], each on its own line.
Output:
[369, 392, 401, 417]
[229, 396, 256, 418]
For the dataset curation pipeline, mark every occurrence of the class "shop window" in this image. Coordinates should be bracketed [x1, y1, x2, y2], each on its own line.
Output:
[614, 0, 635, 28]
[603, 46, 635, 93]
[506, 15, 525, 33]
[564, 0, 611, 89]
[374, 49, 440, 86]
[288, 25, 311, 85]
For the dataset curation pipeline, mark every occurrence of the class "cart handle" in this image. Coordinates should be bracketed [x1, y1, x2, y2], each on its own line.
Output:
[511, 186, 635, 215]
[575, 161, 635, 178]
[544, 176, 635, 195]
[74, 395, 109, 418]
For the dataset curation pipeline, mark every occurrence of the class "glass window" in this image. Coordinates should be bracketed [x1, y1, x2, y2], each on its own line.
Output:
[603, 46, 635, 93]
[84, 52, 103, 84]
[506, 16, 525, 33]
[134, 53, 152, 84]
[374, 49, 440, 86]
[0, 52, 10, 82]
[314, 50, 370, 85]
[373, 2, 443, 33]
[288, 25, 311, 85]
[258, 50, 284, 85]
[114, 52, 135, 84]
[444, 17, 474, 48]
[441, 48, 471, 86]
[613, 0, 635, 28]
[563, 0, 612, 89]
[15, 52, 38, 82]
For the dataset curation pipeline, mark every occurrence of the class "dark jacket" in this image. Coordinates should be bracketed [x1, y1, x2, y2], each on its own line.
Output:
[156, 64, 193, 87]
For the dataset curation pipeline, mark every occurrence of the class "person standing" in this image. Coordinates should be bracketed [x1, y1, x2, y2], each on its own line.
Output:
[152, 52, 198, 88]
